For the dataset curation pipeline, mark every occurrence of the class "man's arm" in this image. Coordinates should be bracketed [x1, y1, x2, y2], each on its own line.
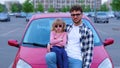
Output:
[83, 29, 94, 68]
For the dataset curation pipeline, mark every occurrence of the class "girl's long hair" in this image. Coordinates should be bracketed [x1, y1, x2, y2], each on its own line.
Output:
[51, 18, 66, 32]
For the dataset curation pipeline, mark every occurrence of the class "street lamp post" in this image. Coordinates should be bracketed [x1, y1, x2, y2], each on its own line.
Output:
[94, 0, 97, 19]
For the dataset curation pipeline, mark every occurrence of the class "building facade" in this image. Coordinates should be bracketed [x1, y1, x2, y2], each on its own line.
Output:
[5, 1, 20, 12]
[33, 0, 102, 11]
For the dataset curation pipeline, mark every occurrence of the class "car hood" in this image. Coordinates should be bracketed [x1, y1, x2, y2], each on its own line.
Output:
[19, 46, 110, 68]
[19, 46, 47, 65]
[91, 45, 110, 68]
[0, 16, 7, 18]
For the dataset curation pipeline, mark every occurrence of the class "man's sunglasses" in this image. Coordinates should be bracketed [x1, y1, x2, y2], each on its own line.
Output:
[71, 13, 82, 17]
[55, 25, 62, 28]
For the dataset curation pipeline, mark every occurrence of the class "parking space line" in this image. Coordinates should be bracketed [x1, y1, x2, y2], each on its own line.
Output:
[0, 28, 20, 36]
[114, 66, 120, 68]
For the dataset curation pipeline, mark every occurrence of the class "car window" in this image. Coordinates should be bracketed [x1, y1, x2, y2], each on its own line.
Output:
[82, 18, 102, 45]
[23, 18, 101, 47]
[23, 18, 51, 46]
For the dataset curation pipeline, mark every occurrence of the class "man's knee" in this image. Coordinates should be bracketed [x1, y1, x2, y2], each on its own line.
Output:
[45, 52, 56, 63]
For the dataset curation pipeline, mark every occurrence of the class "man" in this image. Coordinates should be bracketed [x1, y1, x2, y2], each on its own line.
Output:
[46, 5, 94, 68]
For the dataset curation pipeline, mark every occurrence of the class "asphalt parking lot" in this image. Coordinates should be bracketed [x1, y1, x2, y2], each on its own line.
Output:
[92, 17, 120, 68]
[0, 16, 120, 68]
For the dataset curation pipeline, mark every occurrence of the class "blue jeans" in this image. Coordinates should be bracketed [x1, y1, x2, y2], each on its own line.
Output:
[45, 52, 82, 68]
[51, 46, 68, 68]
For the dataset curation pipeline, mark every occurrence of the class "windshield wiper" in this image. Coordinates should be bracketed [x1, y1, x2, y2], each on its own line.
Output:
[23, 42, 47, 47]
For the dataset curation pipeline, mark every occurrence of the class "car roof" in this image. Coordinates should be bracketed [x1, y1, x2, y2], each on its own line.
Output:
[29, 12, 91, 23]
[32, 13, 71, 19]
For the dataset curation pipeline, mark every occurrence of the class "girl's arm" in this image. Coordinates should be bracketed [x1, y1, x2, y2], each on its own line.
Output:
[50, 31, 61, 45]
[55, 32, 67, 46]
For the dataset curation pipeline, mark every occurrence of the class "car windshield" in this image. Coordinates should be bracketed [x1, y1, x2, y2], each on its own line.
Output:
[22, 18, 102, 47]
[97, 12, 107, 16]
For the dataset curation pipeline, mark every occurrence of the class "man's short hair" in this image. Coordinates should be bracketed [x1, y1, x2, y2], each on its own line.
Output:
[70, 5, 83, 13]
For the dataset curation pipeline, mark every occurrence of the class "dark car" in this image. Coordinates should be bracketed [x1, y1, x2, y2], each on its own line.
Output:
[0, 13, 10, 22]
[15, 12, 26, 18]
[94, 12, 109, 23]
[8, 13, 114, 68]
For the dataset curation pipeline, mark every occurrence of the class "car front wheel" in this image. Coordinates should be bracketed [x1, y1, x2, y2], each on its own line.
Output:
[106, 21, 109, 23]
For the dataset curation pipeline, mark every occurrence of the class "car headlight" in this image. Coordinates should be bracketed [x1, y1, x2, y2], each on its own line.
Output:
[98, 58, 112, 68]
[16, 59, 32, 68]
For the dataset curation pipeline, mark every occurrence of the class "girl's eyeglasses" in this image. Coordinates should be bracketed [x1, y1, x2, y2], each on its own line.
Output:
[55, 25, 62, 28]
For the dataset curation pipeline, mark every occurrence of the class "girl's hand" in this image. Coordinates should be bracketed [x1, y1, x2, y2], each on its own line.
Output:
[47, 44, 52, 52]
[60, 38, 63, 42]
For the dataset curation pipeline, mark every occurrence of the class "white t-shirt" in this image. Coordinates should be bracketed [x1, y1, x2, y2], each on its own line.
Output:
[65, 24, 83, 61]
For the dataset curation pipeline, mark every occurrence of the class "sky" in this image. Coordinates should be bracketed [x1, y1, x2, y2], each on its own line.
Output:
[0, 0, 108, 4]
[102, 0, 108, 4]
[0, 0, 25, 4]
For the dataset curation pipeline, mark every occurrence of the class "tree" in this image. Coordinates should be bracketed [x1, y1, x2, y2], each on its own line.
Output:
[61, 6, 67, 12]
[81, 4, 85, 11]
[22, 0, 34, 13]
[10, 3, 21, 12]
[37, 3, 44, 12]
[79, 0, 84, 3]
[84, 5, 91, 12]
[111, 0, 120, 11]
[0, 4, 4, 12]
[66, 6, 70, 11]
[48, 5, 55, 12]
[100, 3, 109, 11]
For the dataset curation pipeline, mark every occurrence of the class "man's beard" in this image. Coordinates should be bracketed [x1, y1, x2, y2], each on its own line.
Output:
[73, 19, 81, 25]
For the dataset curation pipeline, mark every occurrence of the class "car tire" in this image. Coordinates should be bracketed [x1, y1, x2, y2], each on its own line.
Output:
[94, 20, 97, 23]
[97, 21, 99, 23]
[7, 19, 10, 22]
[94, 21, 96, 23]
[106, 21, 109, 23]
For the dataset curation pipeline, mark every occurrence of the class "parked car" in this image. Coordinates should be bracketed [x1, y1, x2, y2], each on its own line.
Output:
[94, 12, 109, 23]
[15, 12, 26, 18]
[26, 13, 34, 22]
[107, 12, 115, 18]
[0, 13, 10, 22]
[21, 12, 27, 18]
[88, 12, 95, 17]
[8, 12, 15, 16]
[83, 12, 89, 17]
[115, 12, 120, 19]
[14, 12, 21, 17]
[8, 13, 114, 68]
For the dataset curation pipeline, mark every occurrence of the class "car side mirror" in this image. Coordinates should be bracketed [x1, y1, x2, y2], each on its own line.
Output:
[8, 40, 19, 48]
[103, 38, 114, 46]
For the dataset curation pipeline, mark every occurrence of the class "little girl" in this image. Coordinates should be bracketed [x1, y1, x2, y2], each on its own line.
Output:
[47, 18, 68, 68]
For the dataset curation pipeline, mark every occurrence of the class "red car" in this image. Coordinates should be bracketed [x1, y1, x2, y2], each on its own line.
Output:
[8, 13, 114, 68]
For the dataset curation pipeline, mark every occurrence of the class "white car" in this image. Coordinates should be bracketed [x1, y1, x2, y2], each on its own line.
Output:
[107, 12, 115, 18]
[94, 12, 109, 23]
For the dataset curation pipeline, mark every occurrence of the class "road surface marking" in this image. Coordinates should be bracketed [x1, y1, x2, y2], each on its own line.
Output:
[0, 28, 20, 36]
